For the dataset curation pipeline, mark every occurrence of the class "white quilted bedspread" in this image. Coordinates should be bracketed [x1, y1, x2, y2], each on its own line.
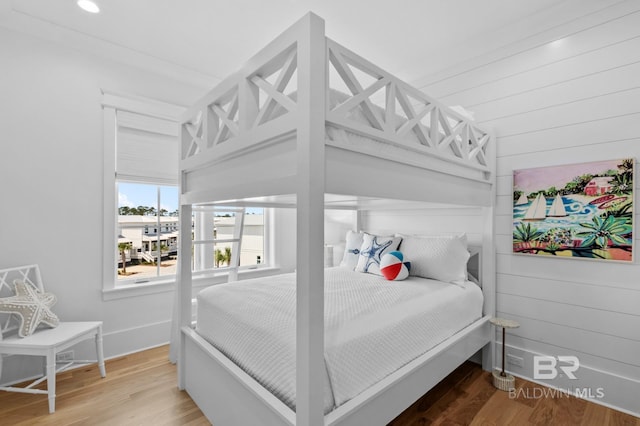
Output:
[196, 267, 483, 413]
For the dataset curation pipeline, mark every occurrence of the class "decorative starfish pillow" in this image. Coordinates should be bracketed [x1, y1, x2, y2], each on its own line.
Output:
[355, 233, 402, 275]
[0, 279, 59, 337]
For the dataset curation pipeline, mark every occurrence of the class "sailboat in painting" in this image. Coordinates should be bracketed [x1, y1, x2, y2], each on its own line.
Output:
[515, 193, 528, 205]
[547, 194, 567, 217]
[523, 193, 546, 221]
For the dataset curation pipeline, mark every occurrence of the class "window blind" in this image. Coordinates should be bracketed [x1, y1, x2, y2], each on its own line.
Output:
[116, 110, 179, 184]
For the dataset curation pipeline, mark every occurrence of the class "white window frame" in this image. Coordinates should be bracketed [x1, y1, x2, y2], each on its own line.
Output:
[102, 91, 184, 299]
[102, 91, 275, 300]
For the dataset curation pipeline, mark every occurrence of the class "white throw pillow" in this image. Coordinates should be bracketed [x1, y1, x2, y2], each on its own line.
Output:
[398, 234, 470, 283]
[355, 233, 402, 275]
[339, 231, 364, 270]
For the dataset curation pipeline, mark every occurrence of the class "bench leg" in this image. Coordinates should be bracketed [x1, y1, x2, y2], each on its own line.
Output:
[96, 325, 106, 378]
[46, 349, 56, 414]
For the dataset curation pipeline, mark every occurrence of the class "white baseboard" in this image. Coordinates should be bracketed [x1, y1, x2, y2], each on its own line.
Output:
[102, 320, 171, 358]
[499, 343, 640, 418]
[0, 320, 171, 387]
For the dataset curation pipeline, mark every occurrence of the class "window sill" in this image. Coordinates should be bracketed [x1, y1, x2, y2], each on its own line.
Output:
[102, 279, 175, 301]
[102, 266, 283, 301]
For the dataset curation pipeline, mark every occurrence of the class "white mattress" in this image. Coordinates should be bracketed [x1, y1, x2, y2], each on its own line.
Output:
[196, 267, 483, 413]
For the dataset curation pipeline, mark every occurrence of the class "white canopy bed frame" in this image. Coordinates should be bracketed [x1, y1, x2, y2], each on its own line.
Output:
[176, 13, 495, 426]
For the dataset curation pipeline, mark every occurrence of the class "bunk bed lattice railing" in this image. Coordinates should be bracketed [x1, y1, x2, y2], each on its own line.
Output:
[180, 37, 492, 182]
[325, 39, 491, 175]
[181, 43, 300, 168]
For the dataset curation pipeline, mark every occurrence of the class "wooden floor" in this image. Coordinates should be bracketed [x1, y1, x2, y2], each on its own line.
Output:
[0, 346, 637, 425]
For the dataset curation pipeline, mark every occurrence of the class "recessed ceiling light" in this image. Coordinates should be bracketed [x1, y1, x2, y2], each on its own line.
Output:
[549, 38, 565, 48]
[77, 0, 100, 14]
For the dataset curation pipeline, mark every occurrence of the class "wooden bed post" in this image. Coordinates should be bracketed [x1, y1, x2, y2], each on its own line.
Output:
[295, 12, 326, 426]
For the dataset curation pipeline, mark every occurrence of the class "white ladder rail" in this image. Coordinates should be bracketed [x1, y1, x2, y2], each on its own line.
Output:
[191, 206, 246, 281]
[228, 207, 246, 282]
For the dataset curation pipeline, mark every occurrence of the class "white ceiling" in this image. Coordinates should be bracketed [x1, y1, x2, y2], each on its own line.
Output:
[2, 0, 574, 90]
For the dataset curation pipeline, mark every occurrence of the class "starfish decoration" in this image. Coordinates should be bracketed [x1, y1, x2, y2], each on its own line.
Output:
[361, 236, 393, 273]
[0, 279, 59, 337]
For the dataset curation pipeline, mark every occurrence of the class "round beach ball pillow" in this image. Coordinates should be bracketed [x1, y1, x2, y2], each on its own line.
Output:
[380, 251, 411, 281]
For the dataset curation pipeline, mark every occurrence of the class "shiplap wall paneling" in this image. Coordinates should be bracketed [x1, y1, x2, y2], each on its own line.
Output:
[416, 1, 640, 416]
[425, 0, 640, 101]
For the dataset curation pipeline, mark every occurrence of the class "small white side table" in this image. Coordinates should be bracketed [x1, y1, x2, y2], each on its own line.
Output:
[490, 317, 520, 391]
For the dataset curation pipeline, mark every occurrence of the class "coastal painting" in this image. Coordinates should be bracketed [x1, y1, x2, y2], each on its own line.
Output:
[513, 158, 634, 262]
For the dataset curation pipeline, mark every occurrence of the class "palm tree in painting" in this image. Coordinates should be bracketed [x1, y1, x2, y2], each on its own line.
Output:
[610, 172, 633, 195]
[513, 223, 544, 244]
[605, 202, 633, 222]
[608, 158, 634, 195]
[576, 215, 630, 249]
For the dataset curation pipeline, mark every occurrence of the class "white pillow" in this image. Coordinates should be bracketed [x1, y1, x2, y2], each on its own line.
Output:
[355, 233, 402, 275]
[398, 234, 470, 283]
[333, 241, 346, 267]
[339, 231, 364, 270]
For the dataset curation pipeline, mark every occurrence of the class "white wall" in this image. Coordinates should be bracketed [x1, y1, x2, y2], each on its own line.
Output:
[413, 1, 640, 416]
[0, 27, 296, 385]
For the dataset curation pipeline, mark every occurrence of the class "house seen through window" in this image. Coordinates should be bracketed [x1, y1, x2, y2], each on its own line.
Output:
[117, 182, 179, 282]
[116, 182, 266, 283]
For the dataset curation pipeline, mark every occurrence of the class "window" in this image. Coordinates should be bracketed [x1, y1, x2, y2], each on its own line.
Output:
[102, 92, 272, 297]
[102, 92, 182, 293]
[117, 182, 179, 283]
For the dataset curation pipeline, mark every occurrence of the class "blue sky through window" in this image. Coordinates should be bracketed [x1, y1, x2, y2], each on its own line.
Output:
[118, 182, 178, 213]
[118, 183, 262, 215]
